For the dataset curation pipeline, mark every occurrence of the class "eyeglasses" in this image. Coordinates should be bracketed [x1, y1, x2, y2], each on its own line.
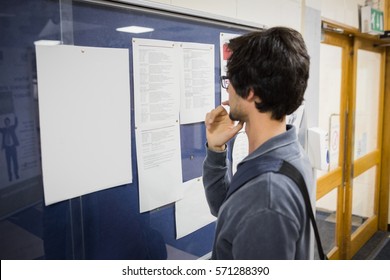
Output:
[220, 75, 230, 89]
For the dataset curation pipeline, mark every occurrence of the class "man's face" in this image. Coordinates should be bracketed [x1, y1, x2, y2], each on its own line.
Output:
[227, 83, 246, 122]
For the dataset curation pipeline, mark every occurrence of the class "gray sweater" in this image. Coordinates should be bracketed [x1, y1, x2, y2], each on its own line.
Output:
[203, 125, 314, 259]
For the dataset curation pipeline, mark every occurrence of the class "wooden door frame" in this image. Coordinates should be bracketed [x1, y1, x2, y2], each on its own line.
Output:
[320, 18, 389, 259]
[378, 0, 390, 232]
[318, 31, 353, 259]
[380, 44, 390, 232]
[347, 38, 386, 259]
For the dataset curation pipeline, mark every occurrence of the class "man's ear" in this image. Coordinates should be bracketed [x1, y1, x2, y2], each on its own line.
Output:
[247, 89, 261, 103]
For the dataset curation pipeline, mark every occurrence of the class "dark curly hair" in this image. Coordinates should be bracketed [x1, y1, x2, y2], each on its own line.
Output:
[226, 27, 310, 121]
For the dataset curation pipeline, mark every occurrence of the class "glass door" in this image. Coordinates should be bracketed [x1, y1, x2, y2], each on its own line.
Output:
[317, 32, 352, 259]
[346, 38, 385, 258]
[318, 29, 386, 259]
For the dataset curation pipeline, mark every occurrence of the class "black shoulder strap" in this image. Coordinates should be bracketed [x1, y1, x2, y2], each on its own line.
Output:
[278, 160, 327, 260]
[227, 156, 284, 199]
[228, 156, 327, 260]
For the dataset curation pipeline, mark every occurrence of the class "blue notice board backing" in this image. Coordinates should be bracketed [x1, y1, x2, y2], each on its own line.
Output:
[0, 0, 260, 259]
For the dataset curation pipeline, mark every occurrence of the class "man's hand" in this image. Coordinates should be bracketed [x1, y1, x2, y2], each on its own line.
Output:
[205, 103, 244, 152]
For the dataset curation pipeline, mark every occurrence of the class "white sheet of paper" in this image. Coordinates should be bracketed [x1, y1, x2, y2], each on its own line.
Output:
[180, 43, 215, 124]
[232, 131, 249, 174]
[133, 38, 183, 212]
[219, 32, 239, 103]
[175, 177, 216, 239]
[132, 38, 180, 127]
[135, 123, 183, 212]
[287, 104, 305, 135]
[36, 44, 132, 205]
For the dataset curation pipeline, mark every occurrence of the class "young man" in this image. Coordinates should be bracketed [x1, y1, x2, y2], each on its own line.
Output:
[203, 27, 313, 259]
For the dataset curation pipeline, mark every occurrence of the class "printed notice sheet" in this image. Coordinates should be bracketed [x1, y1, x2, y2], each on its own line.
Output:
[135, 124, 183, 212]
[133, 38, 183, 212]
[133, 39, 180, 127]
[180, 43, 214, 124]
[36, 45, 132, 205]
[175, 177, 216, 239]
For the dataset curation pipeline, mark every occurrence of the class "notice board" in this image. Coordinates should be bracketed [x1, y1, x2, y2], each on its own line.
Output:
[41, 0, 261, 259]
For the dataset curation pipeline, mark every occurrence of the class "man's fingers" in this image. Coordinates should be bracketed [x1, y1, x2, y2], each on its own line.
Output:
[205, 105, 228, 127]
[212, 105, 228, 116]
[232, 121, 245, 134]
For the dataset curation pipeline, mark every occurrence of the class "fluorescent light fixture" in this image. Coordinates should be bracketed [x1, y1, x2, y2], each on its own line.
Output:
[34, 40, 61, 46]
[116, 26, 154, 34]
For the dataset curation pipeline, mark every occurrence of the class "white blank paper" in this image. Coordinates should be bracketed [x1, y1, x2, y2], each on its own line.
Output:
[232, 131, 249, 175]
[175, 177, 216, 239]
[36, 44, 132, 205]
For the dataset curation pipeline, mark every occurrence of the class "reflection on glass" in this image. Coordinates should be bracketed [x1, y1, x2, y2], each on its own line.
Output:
[354, 50, 381, 159]
[329, 114, 340, 170]
[351, 167, 376, 234]
[318, 44, 342, 177]
[316, 188, 338, 256]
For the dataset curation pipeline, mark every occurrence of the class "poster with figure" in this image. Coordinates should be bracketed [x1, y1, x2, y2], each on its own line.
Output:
[0, 91, 18, 183]
[0, 49, 41, 189]
[0, 48, 43, 218]
[0, 114, 20, 182]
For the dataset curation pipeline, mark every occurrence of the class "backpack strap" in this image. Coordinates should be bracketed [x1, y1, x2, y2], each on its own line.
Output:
[226, 156, 283, 199]
[227, 156, 327, 260]
[278, 160, 327, 260]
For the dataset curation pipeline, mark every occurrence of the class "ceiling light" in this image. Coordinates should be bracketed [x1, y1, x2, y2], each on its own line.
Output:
[116, 26, 154, 34]
[34, 40, 61, 46]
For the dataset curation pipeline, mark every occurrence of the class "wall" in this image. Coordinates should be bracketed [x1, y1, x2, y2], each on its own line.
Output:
[321, 0, 365, 28]
[147, 0, 383, 30]
[146, 0, 304, 30]
[322, 0, 386, 29]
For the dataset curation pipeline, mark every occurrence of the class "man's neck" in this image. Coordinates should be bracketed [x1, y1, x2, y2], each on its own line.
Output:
[245, 114, 286, 154]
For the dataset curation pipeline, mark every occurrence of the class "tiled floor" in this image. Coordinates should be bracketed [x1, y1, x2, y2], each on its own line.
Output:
[0, 220, 44, 259]
[353, 231, 390, 260]
[0, 203, 44, 260]
[315, 209, 390, 260]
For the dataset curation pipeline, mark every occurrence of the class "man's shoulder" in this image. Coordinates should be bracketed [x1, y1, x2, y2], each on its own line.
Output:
[225, 171, 305, 220]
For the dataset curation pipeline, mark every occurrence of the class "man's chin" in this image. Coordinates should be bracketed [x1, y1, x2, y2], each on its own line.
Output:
[229, 112, 240, 122]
